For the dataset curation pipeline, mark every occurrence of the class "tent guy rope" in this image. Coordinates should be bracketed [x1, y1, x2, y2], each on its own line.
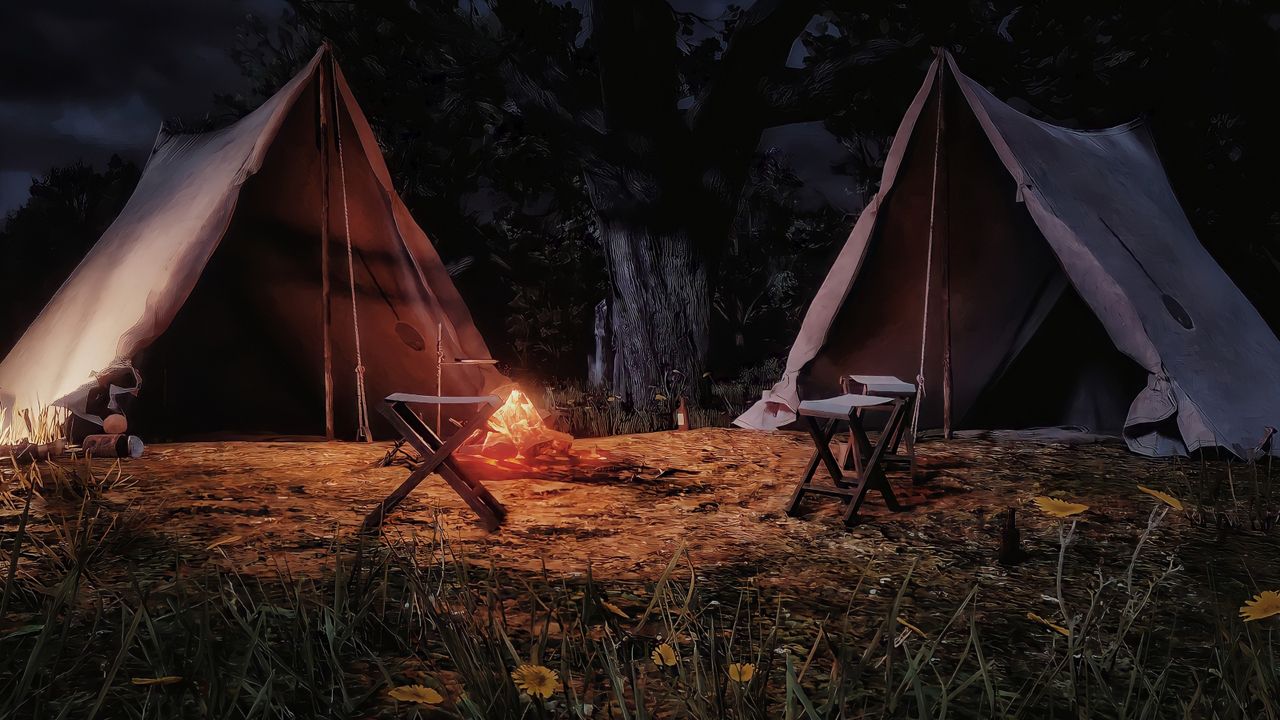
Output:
[911, 56, 945, 443]
[331, 58, 373, 442]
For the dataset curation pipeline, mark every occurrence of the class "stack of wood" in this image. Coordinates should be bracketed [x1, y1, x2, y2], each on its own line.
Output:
[3, 414, 144, 461]
[2, 439, 65, 462]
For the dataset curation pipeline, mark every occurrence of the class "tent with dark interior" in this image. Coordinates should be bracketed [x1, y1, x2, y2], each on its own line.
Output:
[0, 46, 503, 441]
[737, 51, 1280, 459]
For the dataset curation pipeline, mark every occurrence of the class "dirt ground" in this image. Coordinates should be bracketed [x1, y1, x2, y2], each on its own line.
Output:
[18, 428, 1275, 649]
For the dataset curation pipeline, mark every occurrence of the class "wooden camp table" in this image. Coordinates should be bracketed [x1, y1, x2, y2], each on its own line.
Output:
[363, 393, 507, 532]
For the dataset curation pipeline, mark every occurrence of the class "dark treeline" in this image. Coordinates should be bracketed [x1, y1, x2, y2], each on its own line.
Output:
[0, 157, 140, 353]
[2, 1, 1278, 396]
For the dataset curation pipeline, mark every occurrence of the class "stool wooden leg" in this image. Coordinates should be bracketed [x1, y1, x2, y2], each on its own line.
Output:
[365, 400, 504, 532]
[806, 417, 845, 484]
[788, 419, 835, 515]
[842, 400, 907, 526]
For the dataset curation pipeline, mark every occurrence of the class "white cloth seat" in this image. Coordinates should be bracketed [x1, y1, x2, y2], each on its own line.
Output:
[798, 393, 893, 420]
[848, 375, 917, 395]
[386, 393, 501, 406]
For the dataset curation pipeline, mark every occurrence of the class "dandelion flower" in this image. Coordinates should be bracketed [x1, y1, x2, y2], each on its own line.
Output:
[1137, 485, 1183, 511]
[388, 684, 444, 705]
[131, 676, 182, 686]
[1027, 612, 1071, 637]
[896, 617, 926, 637]
[727, 662, 755, 683]
[1032, 497, 1088, 518]
[1239, 591, 1280, 622]
[511, 664, 559, 699]
[651, 643, 677, 667]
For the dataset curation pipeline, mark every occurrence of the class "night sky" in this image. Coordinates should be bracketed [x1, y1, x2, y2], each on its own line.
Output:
[0, 0, 858, 217]
[0, 0, 285, 214]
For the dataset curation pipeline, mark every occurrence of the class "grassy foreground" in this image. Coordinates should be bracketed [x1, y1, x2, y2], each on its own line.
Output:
[1, 452, 1278, 719]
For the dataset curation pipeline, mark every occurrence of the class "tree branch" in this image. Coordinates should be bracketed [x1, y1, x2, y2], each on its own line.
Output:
[293, 0, 470, 43]
[592, 0, 682, 133]
[687, 0, 823, 138]
[757, 37, 921, 127]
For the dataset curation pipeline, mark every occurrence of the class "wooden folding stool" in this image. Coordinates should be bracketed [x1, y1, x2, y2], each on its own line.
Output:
[786, 392, 913, 527]
[363, 393, 507, 532]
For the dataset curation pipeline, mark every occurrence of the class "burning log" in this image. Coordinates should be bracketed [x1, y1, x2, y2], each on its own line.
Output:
[454, 389, 605, 478]
[460, 390, 571, 459]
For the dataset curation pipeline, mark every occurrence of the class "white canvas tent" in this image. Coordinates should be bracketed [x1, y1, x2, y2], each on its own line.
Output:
[0, 47, 503, 441]
[738, 52, 1280, 459]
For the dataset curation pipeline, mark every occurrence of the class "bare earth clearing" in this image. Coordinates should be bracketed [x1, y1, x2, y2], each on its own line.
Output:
[18, 427, 1275, 678]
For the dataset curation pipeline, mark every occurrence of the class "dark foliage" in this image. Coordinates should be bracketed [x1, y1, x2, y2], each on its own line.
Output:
[2, 1, 1278, 389]
[0, 157, 141, 355]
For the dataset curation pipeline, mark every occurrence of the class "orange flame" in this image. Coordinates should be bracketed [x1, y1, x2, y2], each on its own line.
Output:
[461, 389, 572, 461]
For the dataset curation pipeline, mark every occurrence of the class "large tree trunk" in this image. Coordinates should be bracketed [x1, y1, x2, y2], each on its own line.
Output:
[600, 219, 710, 403]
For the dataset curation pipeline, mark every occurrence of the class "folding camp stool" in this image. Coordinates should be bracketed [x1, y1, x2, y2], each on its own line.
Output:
[786, 392, 911, 527]
[842, 375, 920, 483]
[363, 393, 508, 533]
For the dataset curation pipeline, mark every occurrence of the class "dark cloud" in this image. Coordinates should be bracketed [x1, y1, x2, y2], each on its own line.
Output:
[0, 0, 285, 213]
[0, 0, 851, 219]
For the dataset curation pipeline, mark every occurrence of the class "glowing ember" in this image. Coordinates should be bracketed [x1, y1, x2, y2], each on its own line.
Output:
[461, 390, 573, 461]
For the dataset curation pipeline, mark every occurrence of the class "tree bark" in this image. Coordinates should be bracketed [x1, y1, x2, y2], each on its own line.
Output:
[599, 220, 710, 403]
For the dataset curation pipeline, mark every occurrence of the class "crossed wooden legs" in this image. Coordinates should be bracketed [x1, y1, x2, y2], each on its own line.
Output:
[786, 398, 909, 527]
[362, 399, 507, 533]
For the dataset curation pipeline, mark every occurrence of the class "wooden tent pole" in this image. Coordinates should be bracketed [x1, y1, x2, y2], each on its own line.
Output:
[939, 54, 953, 440]
[436, 322, 443, 434]
[319, 53, 336, 441]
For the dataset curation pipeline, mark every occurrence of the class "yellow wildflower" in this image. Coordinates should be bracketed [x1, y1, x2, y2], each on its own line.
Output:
[388, 684, 444, 705]
[651, 643, 677, 667]
[1032, 497, 1088, 518]
[1240, 591, 1280, 622]
[511, 664, 559, 699]
[1137, 485, 1184, 511]
[727, 662, 755, 683]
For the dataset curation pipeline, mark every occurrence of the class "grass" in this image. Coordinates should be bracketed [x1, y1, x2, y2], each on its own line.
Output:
[0, 405, 67, 447]
[1, 450, 1277, 718]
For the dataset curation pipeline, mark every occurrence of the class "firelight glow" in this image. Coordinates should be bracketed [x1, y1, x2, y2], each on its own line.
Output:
[462, 389, 572, 461]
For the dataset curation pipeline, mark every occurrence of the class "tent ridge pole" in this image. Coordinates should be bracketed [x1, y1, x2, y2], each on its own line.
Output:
[319, 53, 336, 441]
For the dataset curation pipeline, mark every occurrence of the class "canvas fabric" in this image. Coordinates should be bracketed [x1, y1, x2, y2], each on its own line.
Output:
[737, 53, 1280, 459]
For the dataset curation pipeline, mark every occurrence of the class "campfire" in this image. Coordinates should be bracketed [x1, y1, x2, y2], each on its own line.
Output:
[456, 390, 584, 476]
